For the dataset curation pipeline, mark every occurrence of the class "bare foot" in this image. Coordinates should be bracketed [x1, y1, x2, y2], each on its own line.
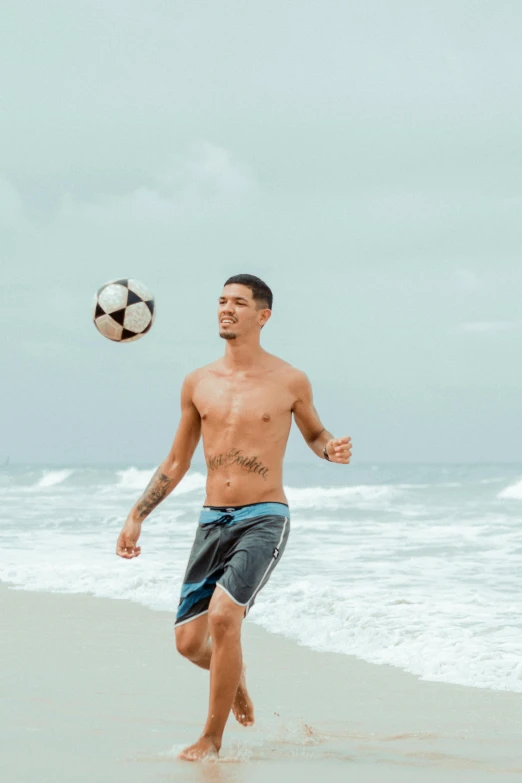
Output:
[232, 665, 255, 727]
[178, 735, 220, 762]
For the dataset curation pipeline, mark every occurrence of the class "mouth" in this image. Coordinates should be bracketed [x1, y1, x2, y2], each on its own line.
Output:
[220, 319, 235, 326]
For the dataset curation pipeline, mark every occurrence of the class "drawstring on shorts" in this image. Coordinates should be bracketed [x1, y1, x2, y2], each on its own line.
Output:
[202, 513, 234, 539]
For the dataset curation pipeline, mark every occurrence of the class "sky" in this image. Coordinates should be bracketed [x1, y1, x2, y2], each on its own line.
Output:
[1, 0, 521, 465]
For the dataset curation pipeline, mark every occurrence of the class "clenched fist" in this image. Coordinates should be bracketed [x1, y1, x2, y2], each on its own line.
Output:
[325, 437, 352, 464]
[116, 518, 142, 559]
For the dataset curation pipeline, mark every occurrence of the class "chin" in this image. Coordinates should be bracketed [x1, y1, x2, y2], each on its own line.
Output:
[219, 330, 237, 340]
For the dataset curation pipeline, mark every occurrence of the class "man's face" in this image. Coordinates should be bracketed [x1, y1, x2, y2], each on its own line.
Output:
[218, 284, 268, 340]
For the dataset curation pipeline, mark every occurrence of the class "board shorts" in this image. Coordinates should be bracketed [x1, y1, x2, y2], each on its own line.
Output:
[175, 502, 290, 627]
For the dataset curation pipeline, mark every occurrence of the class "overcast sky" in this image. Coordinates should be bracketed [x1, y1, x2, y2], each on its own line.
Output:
[1, 0, 521, 465]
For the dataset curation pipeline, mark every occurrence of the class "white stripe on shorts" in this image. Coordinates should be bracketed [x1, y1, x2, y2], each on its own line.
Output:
[246, 516, 288, 612]
[215, 582, 248, 606]
[174, 608, 209, 628]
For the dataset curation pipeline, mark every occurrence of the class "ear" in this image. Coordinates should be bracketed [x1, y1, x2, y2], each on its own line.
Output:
[258, 308, 272, 328]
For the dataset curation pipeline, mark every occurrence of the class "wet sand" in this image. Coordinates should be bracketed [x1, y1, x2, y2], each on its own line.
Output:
[0, 582, 520, 782]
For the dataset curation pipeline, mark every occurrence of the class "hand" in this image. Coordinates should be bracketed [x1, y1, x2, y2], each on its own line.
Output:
[325, 437, 352, 464]
[116, 518, 142, 559]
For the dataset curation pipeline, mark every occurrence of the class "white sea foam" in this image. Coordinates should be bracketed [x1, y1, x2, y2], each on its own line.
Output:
[114, 467, 206, 495]
[3, 545, 520, 693]
[2, 462, 522, 694]
[498, 478, 522, 499]
[285, 484, 397, 510]
[115, 467, 155, 489]
[0, 551, 183, 612]
[34, 469, 75, 489]
[250, 580, 522, 693]
[173, 472, 207, 495]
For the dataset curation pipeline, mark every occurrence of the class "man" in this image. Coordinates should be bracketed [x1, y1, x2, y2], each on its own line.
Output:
[116, 274, 352, 761]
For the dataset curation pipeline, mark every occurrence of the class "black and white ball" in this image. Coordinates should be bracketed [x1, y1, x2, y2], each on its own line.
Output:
[92, 278, 156, 342]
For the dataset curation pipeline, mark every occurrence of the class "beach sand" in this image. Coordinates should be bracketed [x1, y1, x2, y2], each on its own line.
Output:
[1, 582, 520, 782]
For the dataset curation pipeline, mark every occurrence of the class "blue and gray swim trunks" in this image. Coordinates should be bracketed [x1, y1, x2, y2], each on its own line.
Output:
[175, 502, 290, 627]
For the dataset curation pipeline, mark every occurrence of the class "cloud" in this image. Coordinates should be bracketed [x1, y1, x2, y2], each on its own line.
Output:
[58, 142, 257, 226]
[460, 321, 520, 333]
[0, 177, 26, 228]
[455, 268, 482, 291]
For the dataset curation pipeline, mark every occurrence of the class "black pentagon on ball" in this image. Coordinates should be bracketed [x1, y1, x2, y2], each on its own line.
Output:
[145, 299, 154, 315]
[109, 308, 127, 326]
[121, 328, 138, 340]
[126, 289, 143, 306]
[94, 303, 105, 318]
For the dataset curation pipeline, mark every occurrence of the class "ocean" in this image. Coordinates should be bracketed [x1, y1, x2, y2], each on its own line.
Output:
[1, 462, 521, 693]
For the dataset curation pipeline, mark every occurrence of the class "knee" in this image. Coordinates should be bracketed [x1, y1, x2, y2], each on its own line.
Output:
[208, 604, 240, 641]
[175, 627, 205, 660]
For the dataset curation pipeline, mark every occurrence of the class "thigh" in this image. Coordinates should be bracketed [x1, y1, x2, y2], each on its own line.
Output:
[175, 523, 225, 627]
[218, 514, 290, 611]
[209, 583, 249, 625]
[175, 609, 210, 651]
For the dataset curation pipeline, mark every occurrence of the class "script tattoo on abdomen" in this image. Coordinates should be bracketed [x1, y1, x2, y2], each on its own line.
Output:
[207, 449, 270, 481]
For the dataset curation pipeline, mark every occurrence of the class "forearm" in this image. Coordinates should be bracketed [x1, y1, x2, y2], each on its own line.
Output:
[308, 428, 334, 459]
[130, 459, 190, 523]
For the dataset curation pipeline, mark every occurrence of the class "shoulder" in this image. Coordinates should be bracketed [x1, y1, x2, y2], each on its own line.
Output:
[183, 359, 221, 386]
[287, 367, 312, 400]
[180, 362, 215, 398]
[267, 356, 312, 400]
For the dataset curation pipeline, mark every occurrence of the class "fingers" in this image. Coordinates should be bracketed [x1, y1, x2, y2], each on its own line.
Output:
[333, 437, 351, 447]
[116, 536, 142, 559]
[117, 545, 141, 559]
[116, 519, 143, 558]
[331, 436, 352, 464]
[331, 452, 351, 463]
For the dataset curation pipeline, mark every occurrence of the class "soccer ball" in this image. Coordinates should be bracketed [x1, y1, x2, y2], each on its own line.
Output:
[92, 278, 156, 342]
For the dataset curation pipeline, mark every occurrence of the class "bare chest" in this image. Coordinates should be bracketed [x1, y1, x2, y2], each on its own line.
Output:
[194, 375, 291, 429]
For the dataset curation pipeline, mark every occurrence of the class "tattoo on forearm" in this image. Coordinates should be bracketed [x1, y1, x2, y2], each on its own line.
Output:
[207, 449, 270, 481]
[135, 469, 176, 520]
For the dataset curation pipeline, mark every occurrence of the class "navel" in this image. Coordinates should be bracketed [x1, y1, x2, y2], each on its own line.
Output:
[262, 413, 271, 422]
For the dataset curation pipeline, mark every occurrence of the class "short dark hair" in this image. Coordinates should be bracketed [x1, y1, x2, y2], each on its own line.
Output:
[224, 274, 273, 310]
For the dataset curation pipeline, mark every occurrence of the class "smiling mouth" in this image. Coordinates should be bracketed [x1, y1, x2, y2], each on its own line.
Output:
[220, 319, 235, 325]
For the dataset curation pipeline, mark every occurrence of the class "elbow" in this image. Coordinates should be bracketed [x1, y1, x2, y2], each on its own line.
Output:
[163, 457, 191, 477]
[308, 427, 326, 445]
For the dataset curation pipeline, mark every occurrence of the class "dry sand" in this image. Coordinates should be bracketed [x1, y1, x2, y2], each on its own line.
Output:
[0, 582, 520, 782]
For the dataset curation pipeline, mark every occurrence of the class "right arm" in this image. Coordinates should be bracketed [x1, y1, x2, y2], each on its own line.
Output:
[116, 372, 202, 559]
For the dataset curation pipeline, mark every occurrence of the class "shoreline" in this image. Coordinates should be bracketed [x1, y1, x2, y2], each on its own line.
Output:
[1, 580, 521, 781]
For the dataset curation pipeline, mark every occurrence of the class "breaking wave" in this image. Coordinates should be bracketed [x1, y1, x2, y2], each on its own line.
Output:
[498, 478, 522, 500]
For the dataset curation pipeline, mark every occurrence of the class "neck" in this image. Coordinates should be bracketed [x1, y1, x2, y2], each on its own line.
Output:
[223, 337, 265, 369]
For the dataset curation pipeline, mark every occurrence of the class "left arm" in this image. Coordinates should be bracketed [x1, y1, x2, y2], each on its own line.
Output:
[291, 370, 352, 464]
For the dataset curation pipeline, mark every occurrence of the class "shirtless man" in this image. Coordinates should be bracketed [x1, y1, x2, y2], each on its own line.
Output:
[116, 274, 352, 761]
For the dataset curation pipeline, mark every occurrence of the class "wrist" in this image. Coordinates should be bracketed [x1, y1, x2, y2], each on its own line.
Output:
[323, 444, 331, 461]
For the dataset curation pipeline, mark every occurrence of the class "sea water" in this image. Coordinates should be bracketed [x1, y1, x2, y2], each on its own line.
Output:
[1, 462, 521, 693]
